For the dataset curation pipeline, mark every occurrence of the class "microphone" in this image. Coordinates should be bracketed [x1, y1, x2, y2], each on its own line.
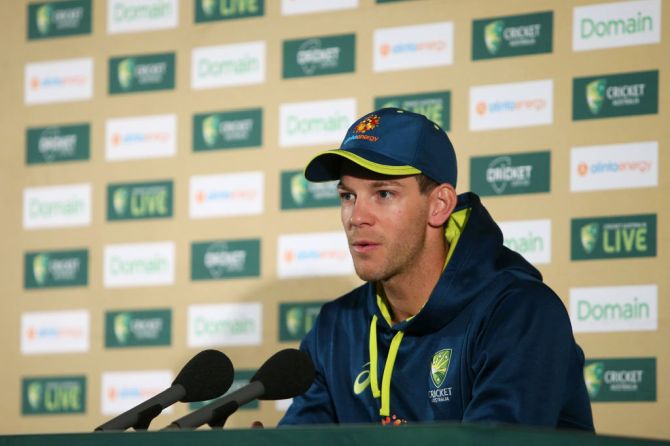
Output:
[95, 349, 234, 431]
[165, 348, 315, 429]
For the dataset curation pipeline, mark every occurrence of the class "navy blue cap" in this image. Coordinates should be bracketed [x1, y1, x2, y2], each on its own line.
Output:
[304, 108, 457, 187]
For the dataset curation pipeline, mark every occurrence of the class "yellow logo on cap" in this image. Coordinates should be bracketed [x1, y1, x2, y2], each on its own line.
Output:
[355, 115, 380, 134]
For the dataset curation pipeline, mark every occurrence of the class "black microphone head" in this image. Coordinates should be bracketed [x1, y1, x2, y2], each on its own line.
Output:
[251, 348, 315, 400]
[173, 350, 234, 403]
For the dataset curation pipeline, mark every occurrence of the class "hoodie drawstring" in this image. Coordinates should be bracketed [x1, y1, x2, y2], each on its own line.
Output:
[369, 314, 405, 417]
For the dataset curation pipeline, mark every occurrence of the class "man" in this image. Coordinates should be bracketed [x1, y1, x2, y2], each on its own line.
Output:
[279, 108, 594, 430]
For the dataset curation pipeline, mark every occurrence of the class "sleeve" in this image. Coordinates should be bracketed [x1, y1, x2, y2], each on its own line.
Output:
[278, 312, 338, 425]
[462, 282, 584, 427]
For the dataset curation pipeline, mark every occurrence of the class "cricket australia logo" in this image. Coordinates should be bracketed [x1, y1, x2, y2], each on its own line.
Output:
[428, 348, 453, 404]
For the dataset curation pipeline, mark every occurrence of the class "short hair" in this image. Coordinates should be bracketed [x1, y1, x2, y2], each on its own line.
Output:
[415, 174, 439, 195]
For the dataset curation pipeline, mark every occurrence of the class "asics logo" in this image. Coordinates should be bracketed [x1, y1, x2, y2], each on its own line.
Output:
[353, 362, 371, 395]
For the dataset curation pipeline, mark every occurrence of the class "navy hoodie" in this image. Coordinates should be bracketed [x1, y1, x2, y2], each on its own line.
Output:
[280, 193, 594, 430]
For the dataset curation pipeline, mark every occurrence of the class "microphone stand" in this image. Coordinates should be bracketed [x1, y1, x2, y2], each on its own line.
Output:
[133, 405, 164, 430]
[207, 401, 239, 428]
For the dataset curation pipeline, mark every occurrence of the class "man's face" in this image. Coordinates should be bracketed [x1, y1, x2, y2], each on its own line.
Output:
[337, 164, 432, 283]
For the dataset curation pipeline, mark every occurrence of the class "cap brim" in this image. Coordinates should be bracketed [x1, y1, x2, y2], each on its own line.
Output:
[304, 148, 421, 182]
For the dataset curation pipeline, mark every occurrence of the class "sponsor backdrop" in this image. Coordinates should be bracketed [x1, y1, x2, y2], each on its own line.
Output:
[0, 0, 666, 439]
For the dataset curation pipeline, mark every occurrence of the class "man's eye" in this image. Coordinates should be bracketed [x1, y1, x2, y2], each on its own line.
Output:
[339, 192, 354, 201]
[378, 190, 393, 199]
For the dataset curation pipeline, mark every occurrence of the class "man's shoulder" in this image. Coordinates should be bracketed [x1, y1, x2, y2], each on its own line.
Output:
[307, 282, 372, 336]
[484, 270, 569, 323]
[321, 282, 371, 314]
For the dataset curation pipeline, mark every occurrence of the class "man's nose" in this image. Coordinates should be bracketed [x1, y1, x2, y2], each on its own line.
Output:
[350, 199, 374, 227]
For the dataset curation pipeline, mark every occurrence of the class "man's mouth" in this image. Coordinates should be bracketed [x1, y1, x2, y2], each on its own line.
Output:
[351, 240, 380, 253]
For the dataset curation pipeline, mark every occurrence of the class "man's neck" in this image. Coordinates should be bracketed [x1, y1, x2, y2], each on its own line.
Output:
[380, 241, 449, 324]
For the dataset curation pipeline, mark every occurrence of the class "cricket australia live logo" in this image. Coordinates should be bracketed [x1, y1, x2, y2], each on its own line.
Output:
[429, 348, 453, 403]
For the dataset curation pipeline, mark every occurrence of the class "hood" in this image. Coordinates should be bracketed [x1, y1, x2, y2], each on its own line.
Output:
[368, 192, 543, 335]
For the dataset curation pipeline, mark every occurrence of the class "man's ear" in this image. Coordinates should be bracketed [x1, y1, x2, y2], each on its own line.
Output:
[428, 184, 457, 227]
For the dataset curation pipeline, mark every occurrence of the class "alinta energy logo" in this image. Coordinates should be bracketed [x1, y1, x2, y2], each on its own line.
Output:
[107, 384, 163, 404]
[475, 97, 547, 117]
[29, 70, 88, 93]
[195, 187, 258, 205]
[22, 319, 88, 355]
[282, 248, 349, 265]
[110, 129, 170, 148]
[355, 114, 380, 133]
[577, 158, 653, 178]
[571, 141, 658, 192]
[278, 232, 352, 278]
[190, 172, 264, 218]
[25, 325, 85, 343]
[379, 38, 446, 58]
[374, 22, 453, 72]
[343, 114, 381, 145]
[429, 348, 453, 404]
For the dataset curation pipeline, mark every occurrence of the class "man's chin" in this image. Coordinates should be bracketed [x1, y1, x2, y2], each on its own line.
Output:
[353, 265, 386, 283]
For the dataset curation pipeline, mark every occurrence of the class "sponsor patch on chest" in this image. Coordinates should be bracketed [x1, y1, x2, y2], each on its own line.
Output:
[428, 348, 453, 404]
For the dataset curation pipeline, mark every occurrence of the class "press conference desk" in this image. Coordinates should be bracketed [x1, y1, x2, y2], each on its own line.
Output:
[0, 423, 668, 446]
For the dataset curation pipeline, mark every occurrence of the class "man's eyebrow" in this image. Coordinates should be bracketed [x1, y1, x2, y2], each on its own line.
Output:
[370, 180, 404, 188]
[337, 179, 404, 188]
